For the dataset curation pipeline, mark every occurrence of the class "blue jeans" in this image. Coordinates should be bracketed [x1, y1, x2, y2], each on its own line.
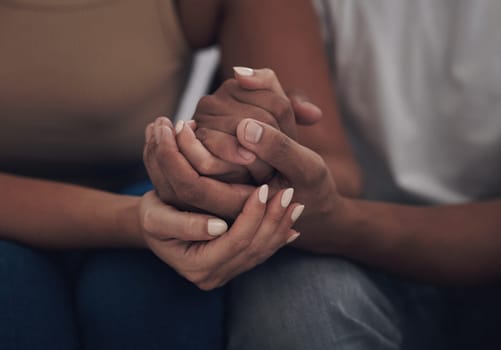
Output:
[0, 181, 225, 350]
[227, 248, 501, 349]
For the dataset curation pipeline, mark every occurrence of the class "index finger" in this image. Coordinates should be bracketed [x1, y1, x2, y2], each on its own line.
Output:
[233, 67, 287, 98]
[202, 185, 268, 266]
[153, 122, 254, 219]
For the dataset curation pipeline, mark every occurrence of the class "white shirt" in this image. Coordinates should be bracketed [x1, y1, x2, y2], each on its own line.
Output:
[317, 0, 501, 204]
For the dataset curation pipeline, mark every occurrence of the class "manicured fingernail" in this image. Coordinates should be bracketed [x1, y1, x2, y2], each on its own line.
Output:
[154, 125, 163, 144]
[175, 120, 184, 135]
[291, 204, 305, 222]
[145, 123, 154, 142]
[233, 66, 254, 76]
[258, 184, 269, 204]
[280, 188, 294, 208]
[155, 125, 172, 144]
[237, 146, 255, 161]
[244, 120, 263, 144]
[286, 232, 301, 244]
[208, 219, 228, 236]
[156, 116, 172, 127]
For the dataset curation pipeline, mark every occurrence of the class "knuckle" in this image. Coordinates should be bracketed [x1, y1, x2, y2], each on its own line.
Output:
[269, 133, 291, 160]
[183, 215, 201, 237]
[307, 154, 329, 183]
[187, 270, 223, 291]
[231, 238, 252, 253]
[141, 208, 156, 234]
[221, 78, 238, 91]
[197, 279, 220, 291]
[272, 97, 293, 124]
[195, 127, 209, 142]
[185, 270, 208, 286]
[195, 95, 215, 113]
[176, 181, 205, 205]
[262, 68, 276, 80]
[197, 158, 215, 175]
[154, 145, 170, 167]
[253, 109, 278, 128]
[297, 153, 329, 187]
[255, 250, 273, 266]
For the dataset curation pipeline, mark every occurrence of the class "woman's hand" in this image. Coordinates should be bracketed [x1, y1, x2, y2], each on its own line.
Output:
[138, 184, 304, 290]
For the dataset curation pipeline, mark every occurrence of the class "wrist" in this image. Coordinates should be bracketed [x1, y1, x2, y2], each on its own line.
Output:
[114, 195, 147, 248]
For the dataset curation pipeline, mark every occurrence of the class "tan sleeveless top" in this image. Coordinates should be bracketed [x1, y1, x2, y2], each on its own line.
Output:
[0, 0, 191, 189]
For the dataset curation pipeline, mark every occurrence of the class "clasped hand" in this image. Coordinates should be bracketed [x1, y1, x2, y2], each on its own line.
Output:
[140, 68, 339, 289]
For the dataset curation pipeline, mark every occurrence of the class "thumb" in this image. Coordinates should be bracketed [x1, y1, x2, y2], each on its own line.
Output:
[236, 119, 320, 184]
[140, 191, 228, 241]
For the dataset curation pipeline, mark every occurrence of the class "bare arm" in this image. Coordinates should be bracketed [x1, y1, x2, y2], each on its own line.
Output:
[176, 0, 361, 197]
[0, 172, 143, 249]
[332, 198, 501, 285]
[237, 119, 501, 285]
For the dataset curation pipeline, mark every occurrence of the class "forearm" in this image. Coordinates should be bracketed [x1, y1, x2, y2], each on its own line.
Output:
[0, 172, 144, 249]
[305, 197, 501, 284]
[218, 0, 361, 196]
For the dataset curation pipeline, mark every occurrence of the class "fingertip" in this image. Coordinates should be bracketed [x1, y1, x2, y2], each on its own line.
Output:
[154, 123, 175, 146]
[291, 99, 323, 125]
[286, 230, 301, 244]
[233, 66, 254, 77]
[237, 146, 256, 162]
[186, 119, 197, 130]
[175, 120, 185, 135]
[291, 204, 305, 222]
[208, 218, 228, 237]
[155, 116, 173, 128]
[280, 188, 295, 208]
[258, 184, 269, 204]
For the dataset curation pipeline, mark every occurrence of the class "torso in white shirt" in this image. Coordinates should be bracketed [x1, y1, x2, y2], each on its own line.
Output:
[318, 0, 501, 204]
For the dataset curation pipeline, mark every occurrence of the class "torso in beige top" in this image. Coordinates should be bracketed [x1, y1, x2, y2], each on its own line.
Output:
[0, 0, 191, 189]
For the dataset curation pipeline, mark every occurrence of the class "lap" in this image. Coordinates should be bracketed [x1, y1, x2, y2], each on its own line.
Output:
[228, 248, 451, 350]
[0, 241, 225, 350]
[76, 249, 225, 350]
[0, 240, 78, 350]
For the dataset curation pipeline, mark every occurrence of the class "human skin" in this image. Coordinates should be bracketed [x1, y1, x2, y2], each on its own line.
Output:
[0, 0, 338, 289]
[174, 0, 361, 197]
[166, 1, 501, 285]
[231, 116, 501, 285]
[145, 0, 362, 220]
[168, 67, 501, 284]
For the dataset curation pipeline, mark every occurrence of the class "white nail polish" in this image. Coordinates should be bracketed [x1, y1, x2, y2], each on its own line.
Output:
[208, 219, 228, 236]
[175, 120, 184, 135]
[286, 232, 301, 244]
[280, 188, 294, 208]
[258, 184, 269, 204]
[233, 66, 254, 76]
[154, 125, 163, 144]
[291, 205, 305, 222]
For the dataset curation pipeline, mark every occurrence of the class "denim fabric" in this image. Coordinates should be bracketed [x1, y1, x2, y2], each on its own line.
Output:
[0, 240, 79, 350]
[0, 180, 225, 350]
[227, 249, 455, 350]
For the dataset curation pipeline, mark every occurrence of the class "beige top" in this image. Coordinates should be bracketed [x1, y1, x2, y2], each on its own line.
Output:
[0, 0, 191, 189]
